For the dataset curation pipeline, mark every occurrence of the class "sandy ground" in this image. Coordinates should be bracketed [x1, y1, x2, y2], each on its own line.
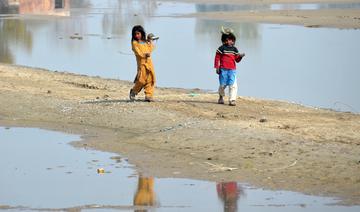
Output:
[0, 63, 359, 205]
[173, 0, 360, 29]
[1, 0, 360, 206]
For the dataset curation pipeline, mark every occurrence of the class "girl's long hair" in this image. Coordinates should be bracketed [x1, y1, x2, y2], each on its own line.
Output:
[131, 25, 146, 41]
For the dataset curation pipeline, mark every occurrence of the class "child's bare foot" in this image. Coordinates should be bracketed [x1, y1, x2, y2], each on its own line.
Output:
[218, 96, 224, 104]
[145, 96, 154, 102]
[129, 89, 136, 101]
[229, 100, 236, 106]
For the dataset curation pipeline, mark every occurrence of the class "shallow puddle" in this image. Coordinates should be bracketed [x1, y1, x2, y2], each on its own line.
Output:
[0, 0, 359, 112]
[1, 126, 359, 211]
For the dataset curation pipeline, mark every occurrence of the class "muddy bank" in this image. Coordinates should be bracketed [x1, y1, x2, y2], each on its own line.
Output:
[0, 63, 359, 204]
[172, 0, 360, 29]
[185, 9, 360, 29]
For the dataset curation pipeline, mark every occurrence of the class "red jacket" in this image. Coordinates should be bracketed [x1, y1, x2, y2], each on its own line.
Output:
[214, 44, 243, 70]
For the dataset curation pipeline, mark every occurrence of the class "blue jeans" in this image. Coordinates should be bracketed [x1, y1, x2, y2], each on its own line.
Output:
[219, 69, 236, 86]
[218, 69, 237, 101]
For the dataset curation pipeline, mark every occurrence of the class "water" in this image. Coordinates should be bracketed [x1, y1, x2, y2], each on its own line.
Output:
[0, 0, 359, 112]
[1, 126, 360, 211]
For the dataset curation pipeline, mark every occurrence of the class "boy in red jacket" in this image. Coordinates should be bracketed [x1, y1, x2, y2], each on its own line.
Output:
[214, 29, 245, 106]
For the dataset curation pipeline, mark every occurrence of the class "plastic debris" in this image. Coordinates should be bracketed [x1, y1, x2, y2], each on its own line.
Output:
[188, 93, 199, 97]
[97, 168, 105, 174]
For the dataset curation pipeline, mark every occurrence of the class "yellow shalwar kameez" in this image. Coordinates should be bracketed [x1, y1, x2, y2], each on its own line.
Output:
[131, 40, 156, 98]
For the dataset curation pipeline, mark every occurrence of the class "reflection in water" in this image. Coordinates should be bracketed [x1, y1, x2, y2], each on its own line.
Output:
[134, 175, 156, 211]
[69, 0, 91, 8]
[55, 0, 65, 9]
[0, 18, 32, 63]
[0, 0, 6, 8]
[101, 0, 149, 37]
[217, 182, 242, 212]
[69, 0, 158, 37]
[195, 3, 269, 13]
[194, 3, 261, 53]
[0, 33, 14, 63]
[195, 19, 261, 45]
[102, 0, 159, 36]
[1, 127, 360, 211]
[0, 0, 18, 14]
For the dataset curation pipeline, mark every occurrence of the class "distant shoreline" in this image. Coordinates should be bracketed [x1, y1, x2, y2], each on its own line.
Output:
[169, 0, 360, 29]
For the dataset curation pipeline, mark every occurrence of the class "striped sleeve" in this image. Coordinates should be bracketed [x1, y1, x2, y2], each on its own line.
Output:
[214, 46, 223, 69]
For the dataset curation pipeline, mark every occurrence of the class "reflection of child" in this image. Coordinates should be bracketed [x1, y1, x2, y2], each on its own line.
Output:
[214, 28, 245, 106]
[216, 182, 241, 212]
[129, 25, 156, 102]
[133, 176, 155, 209]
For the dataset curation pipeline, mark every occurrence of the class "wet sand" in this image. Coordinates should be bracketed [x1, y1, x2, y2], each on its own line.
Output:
[0, 63, 359, 205]
[186, 9, 360, 29]
[175, 0, 360, 29]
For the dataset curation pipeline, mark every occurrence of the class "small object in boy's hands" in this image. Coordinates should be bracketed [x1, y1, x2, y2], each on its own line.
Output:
[240, 53, 245, 57]
[221, 26, 234, 35]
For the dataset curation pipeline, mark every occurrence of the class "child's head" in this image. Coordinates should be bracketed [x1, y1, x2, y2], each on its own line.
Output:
[221, 33, 236, 46]
[132, 25, 146, 41]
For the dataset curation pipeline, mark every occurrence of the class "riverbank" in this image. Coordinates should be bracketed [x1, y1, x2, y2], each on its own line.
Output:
[0, 63, 359, 204]
[174, 0, 360, 29]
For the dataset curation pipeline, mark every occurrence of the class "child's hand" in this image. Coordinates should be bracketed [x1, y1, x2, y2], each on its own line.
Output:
[240, 53, 245, 57]
[216, 68, 220, 75]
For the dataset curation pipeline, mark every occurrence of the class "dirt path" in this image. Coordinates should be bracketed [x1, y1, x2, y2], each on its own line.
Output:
[0, 63, 359, 204]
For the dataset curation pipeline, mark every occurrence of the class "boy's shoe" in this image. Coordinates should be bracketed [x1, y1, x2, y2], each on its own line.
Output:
[145, 96, 154, 102]
[218, 96, 224, 104]
[129, 89, 136, 101]
[229, 100, 236, 106]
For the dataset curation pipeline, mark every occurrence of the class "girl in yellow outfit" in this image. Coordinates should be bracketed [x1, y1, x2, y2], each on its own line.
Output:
[129, 25, 156, 102]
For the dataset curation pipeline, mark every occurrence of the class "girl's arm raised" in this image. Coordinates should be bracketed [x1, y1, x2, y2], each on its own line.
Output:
[147, 41, 155, 53]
